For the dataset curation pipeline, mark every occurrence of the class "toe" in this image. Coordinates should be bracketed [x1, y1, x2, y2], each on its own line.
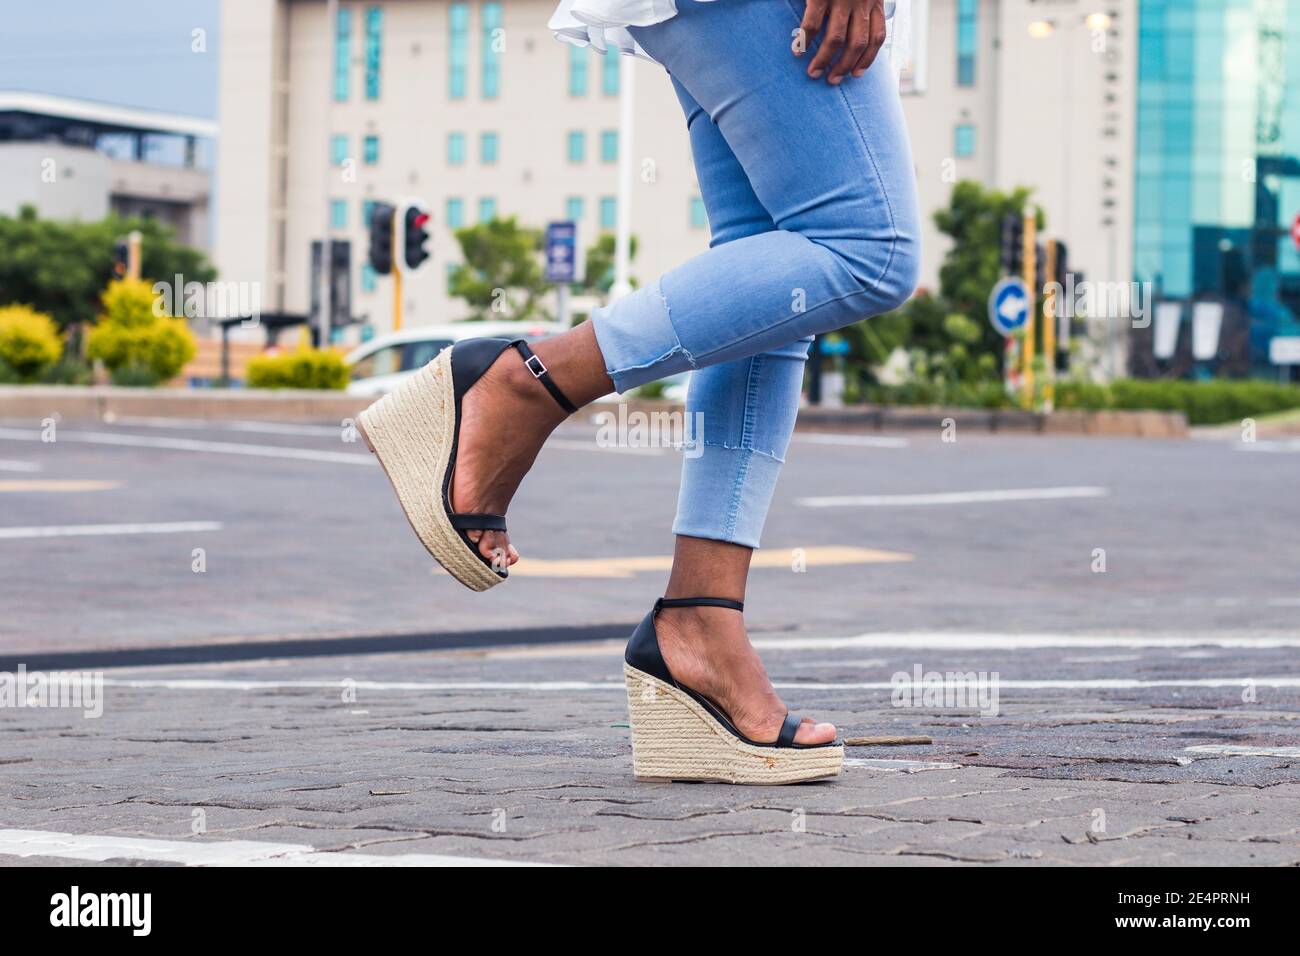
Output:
[793, 720, 837, 745]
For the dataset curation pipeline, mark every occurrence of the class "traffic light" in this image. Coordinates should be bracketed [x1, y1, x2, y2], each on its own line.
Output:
[368, 202, 395, 275]
[999, 213, 1023, 276]
[402, 204, 431, 270]
[112, 239, 129, 279]
[1052, 240, 1069, 288]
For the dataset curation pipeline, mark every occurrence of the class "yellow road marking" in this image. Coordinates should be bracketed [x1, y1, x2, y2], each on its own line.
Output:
[503, 545, 912, 579]
[0, 480, 120, 493]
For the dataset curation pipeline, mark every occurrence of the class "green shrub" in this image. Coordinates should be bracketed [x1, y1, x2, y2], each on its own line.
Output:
[85, 279, 196, 384]
[1054, 380, 1113, 411]
[0, 304, 62, 381]
[246, 348, 348, 390]
[1056, 379, 1300, 424]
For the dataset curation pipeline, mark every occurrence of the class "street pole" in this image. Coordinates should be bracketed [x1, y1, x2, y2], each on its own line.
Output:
[126, 230, 142, 281]
[1043, 239, 1057, 411]
[610, 53, 635, 301]
[320, 0, 338, 349]
[1021, 213, 1037, 408]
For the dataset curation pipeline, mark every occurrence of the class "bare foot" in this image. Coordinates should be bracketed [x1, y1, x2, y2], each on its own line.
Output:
[450, 348, 571, 566]
[654, 605, 836, 745]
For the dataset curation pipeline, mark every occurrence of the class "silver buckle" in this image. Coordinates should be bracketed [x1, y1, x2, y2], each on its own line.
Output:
[524, 354, 547, 378]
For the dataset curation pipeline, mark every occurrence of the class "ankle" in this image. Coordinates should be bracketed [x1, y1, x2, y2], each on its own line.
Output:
[494, 352, 571, 423]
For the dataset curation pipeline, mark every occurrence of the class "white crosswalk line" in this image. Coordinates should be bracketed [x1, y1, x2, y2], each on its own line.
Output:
[0, 829, 549, 867]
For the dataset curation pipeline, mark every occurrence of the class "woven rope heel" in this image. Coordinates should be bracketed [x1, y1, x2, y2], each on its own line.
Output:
[624, 663, 844, 785]
[358, 349, 503, 592]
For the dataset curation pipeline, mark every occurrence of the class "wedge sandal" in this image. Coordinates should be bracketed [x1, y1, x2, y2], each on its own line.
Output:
[624, 597, 843, 784]
[356, 337, 577, 591]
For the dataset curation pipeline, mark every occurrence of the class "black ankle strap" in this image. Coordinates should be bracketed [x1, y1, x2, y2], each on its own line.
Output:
[512, 340, 578, 415]
[655, 596, 745, 613]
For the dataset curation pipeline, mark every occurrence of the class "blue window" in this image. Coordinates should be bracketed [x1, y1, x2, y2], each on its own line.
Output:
[364, 6, 382, 100]
[330, 199, 348, 229]
[600, 130, 618, 163]
[602, 49, 620, 95]
[956, 0, 978, 87]
[363, 134, 379, 165]
[331, 134, 349, 166]
[362, 199, 377, 227]
[565, 196, 584, 222]
[689, 196, 707, 229]
[954, 123, 975, 157]
[361, 263, 377, 292]
[567, 130, 586, 163]
[333, 8, 351, 102]
[447, 131, 466, 164]
[482, 2, 502, 99]
[446, 198, 465, 228]
[480, 131, 499, 164]
[446, 262, 459, 292]
[568, 44, 589, 96]
[478, 197, 497, 223]
[599, 196, 616, 230]
[449, 3, 469, 98]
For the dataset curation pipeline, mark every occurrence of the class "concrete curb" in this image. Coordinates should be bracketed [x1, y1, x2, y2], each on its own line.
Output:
[0, 386, 1189, 438]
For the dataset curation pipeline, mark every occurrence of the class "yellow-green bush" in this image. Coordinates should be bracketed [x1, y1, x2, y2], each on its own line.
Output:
[246, 347, 349, 390]
[0, 304, 63, 381]
[86, 279, 196, 385]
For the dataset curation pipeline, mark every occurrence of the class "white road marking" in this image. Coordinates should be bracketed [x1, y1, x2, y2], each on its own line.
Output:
[794, 433, 909, 449]
[1236, 439, 1300, 453]
[0, 520, 221, 540]
[797, 486, 1109, 508]
[96, 675, 1300, 693]
[0, 458, 40, 473]
[108, 416, 343, 437]
[546, 438, 664, 456]
[0, 829, 548, 867]
[0, 426, 374, 466]
[1184, 745, 1300, 758]
[752, 632, 1300, 651]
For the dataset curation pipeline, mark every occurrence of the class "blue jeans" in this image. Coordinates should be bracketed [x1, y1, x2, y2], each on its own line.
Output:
[590, 0, 921, 547]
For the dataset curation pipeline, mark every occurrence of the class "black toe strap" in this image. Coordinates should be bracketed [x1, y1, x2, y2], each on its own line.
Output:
[448, 512, 507, 532]
[777, 713, 801, 747]
[512, 340, 578, 415]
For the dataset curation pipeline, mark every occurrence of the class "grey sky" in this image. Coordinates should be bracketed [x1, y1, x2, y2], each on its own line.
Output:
[0, 0, 220, 118]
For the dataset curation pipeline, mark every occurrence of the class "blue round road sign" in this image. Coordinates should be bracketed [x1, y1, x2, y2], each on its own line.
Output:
[988, 277, 1030, 336]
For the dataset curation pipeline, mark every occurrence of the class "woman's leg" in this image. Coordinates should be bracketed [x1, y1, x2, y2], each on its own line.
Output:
[453, 0, 919, 568]
[650, 79, 831, 743]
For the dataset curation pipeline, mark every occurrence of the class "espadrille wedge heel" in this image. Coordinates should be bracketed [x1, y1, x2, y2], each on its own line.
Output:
[356, 337, 577, 591]
[624, 597, 843, 784]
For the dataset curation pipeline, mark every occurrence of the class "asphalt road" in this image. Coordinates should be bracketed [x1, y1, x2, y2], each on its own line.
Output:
[1, 414, 1297, 654]
[0, 413, 1297, 865]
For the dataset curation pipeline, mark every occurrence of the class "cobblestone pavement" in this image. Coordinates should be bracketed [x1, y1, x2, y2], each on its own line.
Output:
[3, 638, 1297, 866]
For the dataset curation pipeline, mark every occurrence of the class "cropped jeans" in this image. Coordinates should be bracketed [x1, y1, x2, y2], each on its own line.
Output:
[589, 0, 921, 547]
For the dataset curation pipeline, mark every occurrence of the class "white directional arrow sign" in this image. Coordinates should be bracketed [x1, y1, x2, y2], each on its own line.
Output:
[989, 277, 1031, 336]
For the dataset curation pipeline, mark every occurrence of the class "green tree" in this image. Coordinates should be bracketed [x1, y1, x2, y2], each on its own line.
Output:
[580, 232, 638, 296]
[448, 217, 550, 321]
[0, 206, 215, 330]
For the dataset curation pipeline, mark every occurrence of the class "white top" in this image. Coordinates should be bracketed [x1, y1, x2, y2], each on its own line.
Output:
[548, 0, 912, 84]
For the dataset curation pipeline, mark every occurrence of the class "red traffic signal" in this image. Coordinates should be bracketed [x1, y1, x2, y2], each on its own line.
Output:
[403, 204, 431, 271]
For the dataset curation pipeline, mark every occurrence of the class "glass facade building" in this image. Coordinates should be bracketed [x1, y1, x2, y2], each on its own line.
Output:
[1135, 0, 1300, 371]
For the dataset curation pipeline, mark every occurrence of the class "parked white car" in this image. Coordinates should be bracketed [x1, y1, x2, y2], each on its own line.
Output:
[344, 321, 567, 397]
